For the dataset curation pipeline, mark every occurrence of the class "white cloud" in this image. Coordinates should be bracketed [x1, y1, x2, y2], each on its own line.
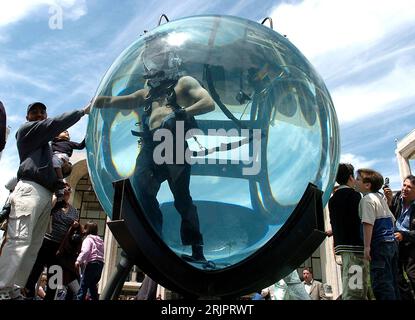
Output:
[0, 0, 86, 27]
[269, 0, 415, 124]
[340, 153, 379, 169]
[0, 33, 10, 43]
[15, 39, 83, 60]
[271, 0, 415, 59]
[342, 156, 402, 191]
[109, 0, 217, 58]
[60, 0, 87, 21]
[332, 63, 415, 122]
[0, 1, 45, 27]
[6, 114, 25, 124]
[0, 64, 54, 92]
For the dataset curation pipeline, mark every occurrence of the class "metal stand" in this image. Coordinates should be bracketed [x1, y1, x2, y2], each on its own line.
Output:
[100, 251, 134, 300]
[102, 179, 326, 299]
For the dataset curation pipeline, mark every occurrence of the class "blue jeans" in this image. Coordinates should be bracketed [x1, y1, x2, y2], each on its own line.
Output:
[132, 141, 203, 246]
[370, 241, 400, 300]
[77, 260, 104, 300]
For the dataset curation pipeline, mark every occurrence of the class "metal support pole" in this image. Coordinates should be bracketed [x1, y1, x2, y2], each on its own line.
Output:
[100, 251, 134, 300]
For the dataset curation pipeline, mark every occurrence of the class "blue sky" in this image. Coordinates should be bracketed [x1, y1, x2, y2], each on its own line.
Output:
[1, 0, 415, 204]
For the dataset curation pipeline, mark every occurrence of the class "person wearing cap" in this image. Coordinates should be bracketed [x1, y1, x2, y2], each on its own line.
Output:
[0, 101, 90, 300]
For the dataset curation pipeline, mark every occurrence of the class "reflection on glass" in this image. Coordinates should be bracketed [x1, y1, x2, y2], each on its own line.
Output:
[87, 15, 340, 270]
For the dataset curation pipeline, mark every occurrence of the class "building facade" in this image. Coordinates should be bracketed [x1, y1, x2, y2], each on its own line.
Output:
[395, 129, 415, 181]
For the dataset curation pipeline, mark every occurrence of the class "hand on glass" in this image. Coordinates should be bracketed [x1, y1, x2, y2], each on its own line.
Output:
[83, 101, 92, 115]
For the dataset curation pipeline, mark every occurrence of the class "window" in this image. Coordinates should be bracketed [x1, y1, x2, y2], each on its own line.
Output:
[297, 247, 322, 281]
[73, 174, 107, 238]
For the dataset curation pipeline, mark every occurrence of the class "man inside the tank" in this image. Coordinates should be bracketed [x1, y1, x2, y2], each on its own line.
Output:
[94, 34, 215, 265]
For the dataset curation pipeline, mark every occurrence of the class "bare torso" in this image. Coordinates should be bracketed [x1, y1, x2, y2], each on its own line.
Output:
[147, 85, 193, 130]
[148, 95, 173, 130]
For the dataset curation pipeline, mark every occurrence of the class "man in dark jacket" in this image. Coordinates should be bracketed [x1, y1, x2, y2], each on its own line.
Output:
[385, 175, 415, 300]
[0, 101, 90, 300]
[328, 163, 368, 299]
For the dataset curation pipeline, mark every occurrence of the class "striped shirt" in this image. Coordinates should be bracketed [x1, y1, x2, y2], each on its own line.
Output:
[45, 204, 79, 243]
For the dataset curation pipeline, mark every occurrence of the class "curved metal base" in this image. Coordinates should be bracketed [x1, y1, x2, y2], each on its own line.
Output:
[104, 179, 325, 298]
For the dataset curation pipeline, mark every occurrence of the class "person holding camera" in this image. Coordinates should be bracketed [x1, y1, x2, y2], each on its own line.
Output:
[384, 175, 415, 300]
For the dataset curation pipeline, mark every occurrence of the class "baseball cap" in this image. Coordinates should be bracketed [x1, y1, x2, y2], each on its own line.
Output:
[27, 102, 47, 115]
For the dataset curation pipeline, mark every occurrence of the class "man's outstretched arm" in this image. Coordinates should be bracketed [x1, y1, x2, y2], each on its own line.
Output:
[94, 88, 148, 110]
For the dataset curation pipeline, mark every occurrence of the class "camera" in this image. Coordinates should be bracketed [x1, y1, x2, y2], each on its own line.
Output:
[384, 177, 390, 189]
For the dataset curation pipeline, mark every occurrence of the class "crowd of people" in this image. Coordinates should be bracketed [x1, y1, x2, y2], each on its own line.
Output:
[0, 100, 105, 300]
[1, 91, 414, 301]
[250, 163, 415, 301]
[0, 40, 217, 300]
[328, 163, 415, 300]
[0, 9, 414, 299]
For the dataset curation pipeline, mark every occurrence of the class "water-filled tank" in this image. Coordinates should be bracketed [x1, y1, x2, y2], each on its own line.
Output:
[87, 15, 339, 271]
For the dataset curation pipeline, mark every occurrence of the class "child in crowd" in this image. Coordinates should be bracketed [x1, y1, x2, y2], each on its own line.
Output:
[35, 274, 48, 300]
[356, 168, 400, 300]
[52, 130, 85, 207]
[75, 221, 104, 300]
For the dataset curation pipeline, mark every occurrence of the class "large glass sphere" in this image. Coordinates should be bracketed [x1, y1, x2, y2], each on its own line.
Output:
[87, 15, 339, 270]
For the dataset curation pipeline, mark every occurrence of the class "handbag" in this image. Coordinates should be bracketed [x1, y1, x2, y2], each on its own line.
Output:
[56, 223, 83, 272]
[70, 231, 83, 245]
